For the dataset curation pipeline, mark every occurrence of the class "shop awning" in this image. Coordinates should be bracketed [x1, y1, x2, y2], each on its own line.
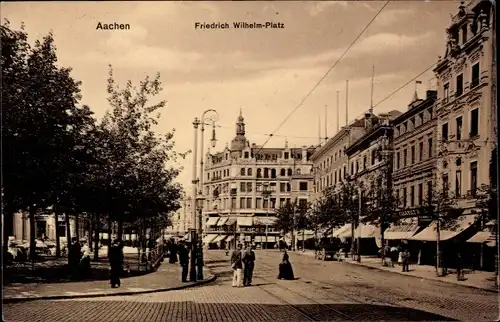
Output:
[409, 215, 478, 242]
[254, 236, 263, 242]
[226, 235, 234, 242]
[297, 230, 315, 240]
[203, 234, 218, 244]
[355, 224, 380, 239]
[217, 217, 229, 226]
[237, 217, 253, 226]
[467, 231, 491, 243]
[384, 219, 420, 240]
[205, 217, 219, 226]
[212, 235, 227, 243]
[332, 224, 352, 238]
[253, 216, 277, 226]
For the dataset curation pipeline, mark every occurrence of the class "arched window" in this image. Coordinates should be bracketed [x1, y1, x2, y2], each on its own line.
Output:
[287, 168, 292, 176]
[257, 168, 262, 178]
[271, 169, 277, 178]
[296, 168, 301, 175]
[240, 168, 245, 176]
[247, 168, 253, 176]
[264, 168, 269, 178]
[280, 168, 286, 176]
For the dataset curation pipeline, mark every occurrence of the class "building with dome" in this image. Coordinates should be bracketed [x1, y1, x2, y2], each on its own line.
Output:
[201, 110, 316, 249]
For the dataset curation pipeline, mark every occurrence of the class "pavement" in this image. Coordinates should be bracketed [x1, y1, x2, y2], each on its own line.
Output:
[3, 250, 499, 321]
[293, 249, 499, 293]
[3, 260, 216, 303]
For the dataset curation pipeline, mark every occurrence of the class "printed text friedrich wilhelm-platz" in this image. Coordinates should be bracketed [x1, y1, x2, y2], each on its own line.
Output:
[195, 22, 285, 30]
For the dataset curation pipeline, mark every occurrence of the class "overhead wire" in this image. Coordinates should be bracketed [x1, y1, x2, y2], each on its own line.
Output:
[206, 0, 392, 186]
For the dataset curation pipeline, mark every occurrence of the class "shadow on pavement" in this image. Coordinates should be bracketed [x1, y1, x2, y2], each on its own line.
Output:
[4, 300, 456, 321]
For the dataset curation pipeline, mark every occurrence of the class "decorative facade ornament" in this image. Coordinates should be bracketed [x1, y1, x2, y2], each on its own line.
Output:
[458, 1, 466, 18]
[454, 56, 467, 72]
[479, 9, 488, 30]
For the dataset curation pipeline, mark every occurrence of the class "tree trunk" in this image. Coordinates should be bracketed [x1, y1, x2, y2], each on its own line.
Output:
[107, 216, 112, 257]
[436, 219, 441, 276]
[89, 217, 93, 252]
[65, 212, 71, 263]
[55, 209, 61, 258]
[117, 220, 124, 242]
[93, 214, 100, 261]
[29, 206, 37, 261]
[75, 213, 80, 241]
[350, 217, 355, 260]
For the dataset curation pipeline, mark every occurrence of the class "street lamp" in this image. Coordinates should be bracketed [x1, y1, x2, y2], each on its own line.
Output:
[195, 109, 219, 281]
[262, 185, 271, 249]
[190, 118, 200, 282]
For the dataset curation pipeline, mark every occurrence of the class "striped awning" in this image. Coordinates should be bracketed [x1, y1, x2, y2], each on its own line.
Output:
[409, 215, 478, 242]
[217, 217, 229, 226]
[237, 217, 253, 226]
[212, 235, 227, 243]
[384, 218, 420, 240]
[253, 216, 277, 226]
[225, 218, 236, 226]
[333, 224, 353, 238]
[205, 217, 219, 226]
[203, 234, 218, 244]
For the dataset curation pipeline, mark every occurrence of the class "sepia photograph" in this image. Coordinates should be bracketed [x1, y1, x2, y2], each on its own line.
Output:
[1, 0, 498, 321]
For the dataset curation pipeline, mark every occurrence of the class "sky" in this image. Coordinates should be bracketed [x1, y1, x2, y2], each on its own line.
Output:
[2, 0, 461, 196]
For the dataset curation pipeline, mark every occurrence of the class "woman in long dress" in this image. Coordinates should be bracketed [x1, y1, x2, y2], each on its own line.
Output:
[278, 251, 295, 280]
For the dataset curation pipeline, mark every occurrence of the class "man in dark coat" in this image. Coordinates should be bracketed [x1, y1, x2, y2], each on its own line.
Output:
[242, 245, 256, 286]
[178, 241, 189, 282]
[69, 237, 81, 280]
[109, 239, 123, 288]
[169, 239, 178, 264]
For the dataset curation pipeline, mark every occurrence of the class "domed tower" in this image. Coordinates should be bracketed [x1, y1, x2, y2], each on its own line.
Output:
[230, 109, 248, 152]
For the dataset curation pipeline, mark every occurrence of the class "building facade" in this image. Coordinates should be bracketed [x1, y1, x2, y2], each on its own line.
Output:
[392, 90, 438, 213]
[168, 197, 193, 237]
[310, 119, 366, 201]
[201, 111, 316, 248]
[433, 0, 495, 211]
[11, 212, 85, 243]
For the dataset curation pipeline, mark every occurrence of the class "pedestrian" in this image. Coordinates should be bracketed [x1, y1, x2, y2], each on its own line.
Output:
[178, 241, 189, 282]
[69, 237, 82, 280]
[169, 239, 178, 264]
[231, 243, 243, 287]
[390, 246, 398, 267]
[79, 239, 91, 279]
[456, 251, 465, 281]
[242, 244, 256, 286]
[108, 239, 122, 288]
[401, 249, 410, 272]
[278, 250, 295, 280]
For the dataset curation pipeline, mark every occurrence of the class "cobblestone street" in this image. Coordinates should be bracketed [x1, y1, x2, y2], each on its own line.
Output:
[4, 250, 498, 321]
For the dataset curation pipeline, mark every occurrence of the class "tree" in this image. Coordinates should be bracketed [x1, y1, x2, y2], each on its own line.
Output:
[2, 21, 93, 260]
[363, 167, 401, 247]
[275, 198, 310, 250]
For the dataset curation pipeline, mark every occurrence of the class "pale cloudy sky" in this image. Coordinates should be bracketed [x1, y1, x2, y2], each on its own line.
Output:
[2, 0, 460, 195]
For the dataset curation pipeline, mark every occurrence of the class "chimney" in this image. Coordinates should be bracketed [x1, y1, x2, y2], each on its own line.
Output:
[364, 112, 372, 129]
[426, 90, 437, 99]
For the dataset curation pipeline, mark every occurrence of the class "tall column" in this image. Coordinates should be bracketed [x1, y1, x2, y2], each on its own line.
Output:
[190, 118, 200, 282]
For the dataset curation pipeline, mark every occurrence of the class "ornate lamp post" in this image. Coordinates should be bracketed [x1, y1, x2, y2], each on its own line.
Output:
[194, 109, 219, 281]
[190, 118, 200, 282]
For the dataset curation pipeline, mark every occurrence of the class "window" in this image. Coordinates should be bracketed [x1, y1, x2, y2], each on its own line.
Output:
[280, 182, 286, 192]
[396, 189, 400, 205]
[470, 161, 478, 196]
[240, 182, 246, 193]
[287, 183, 291, 192]
[263, 198, 269, 209]
[428, 137, 433, 158]
[410, 186, 415, 207]
[299, 182, 308, 191]
[403, 187, 407, 207]
[444, 83, 450, 102]
[240, 168, 245, 176]
[334, 172, 337, 184]
[244, 151, 249, 158]
[284, 152, 289, 159]
[427, 181, 433, 204]
[247, 198, 252, 209]
[455, 170, 462, 197]
[456, 74, 463, 97]
[371, 150, 376, 165]
[298, 199, 308, 208]
[418, 183, 423, 205]
[456, 116, 463, 141]
[344, 166, 347, 179]
[270, 182, 277, 192]
[240, 198, 246, 209]
[363, 155, 367, 169]
[287, 168, 292, 176]
[256, 198, 262, 209]
[442, 123, 448, 141]
[247, 182, 253, 192]
[263, 168, 269, 178]
[471, 63, 480, 88]
[280, 168, 285, 176]
[419, 141, 424, 161]
[350, 163, 354, 175]
[356, 161, 359, 173]
[403, 149, 408, 167]
[411, 145, 416, 164]
[270, 198, 276, 208]
[442, 173, 449, 191]
[470, 108, 479, 137]
[257, 168, 262, 178]
[231, 198, 236, 209]
[461, 24, 468, 45]
[271, 169, 276, 178]
[280, 198, 285, 207]
[396, 152, 400, 169]
[247, 168, 252, 176]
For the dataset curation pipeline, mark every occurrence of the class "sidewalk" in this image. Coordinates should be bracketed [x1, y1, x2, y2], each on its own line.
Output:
[3, 262, 216, 303]
[293, 249, 498, 293]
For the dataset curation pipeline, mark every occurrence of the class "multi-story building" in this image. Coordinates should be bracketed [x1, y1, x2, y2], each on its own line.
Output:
[310, 119, 366, 201]
[167, 197, 193, 237]
[201, 111, 316, 248]
[433, 0, 495, 211]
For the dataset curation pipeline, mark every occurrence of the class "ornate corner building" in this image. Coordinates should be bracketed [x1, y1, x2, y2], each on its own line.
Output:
[200, 111, 316, 249]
